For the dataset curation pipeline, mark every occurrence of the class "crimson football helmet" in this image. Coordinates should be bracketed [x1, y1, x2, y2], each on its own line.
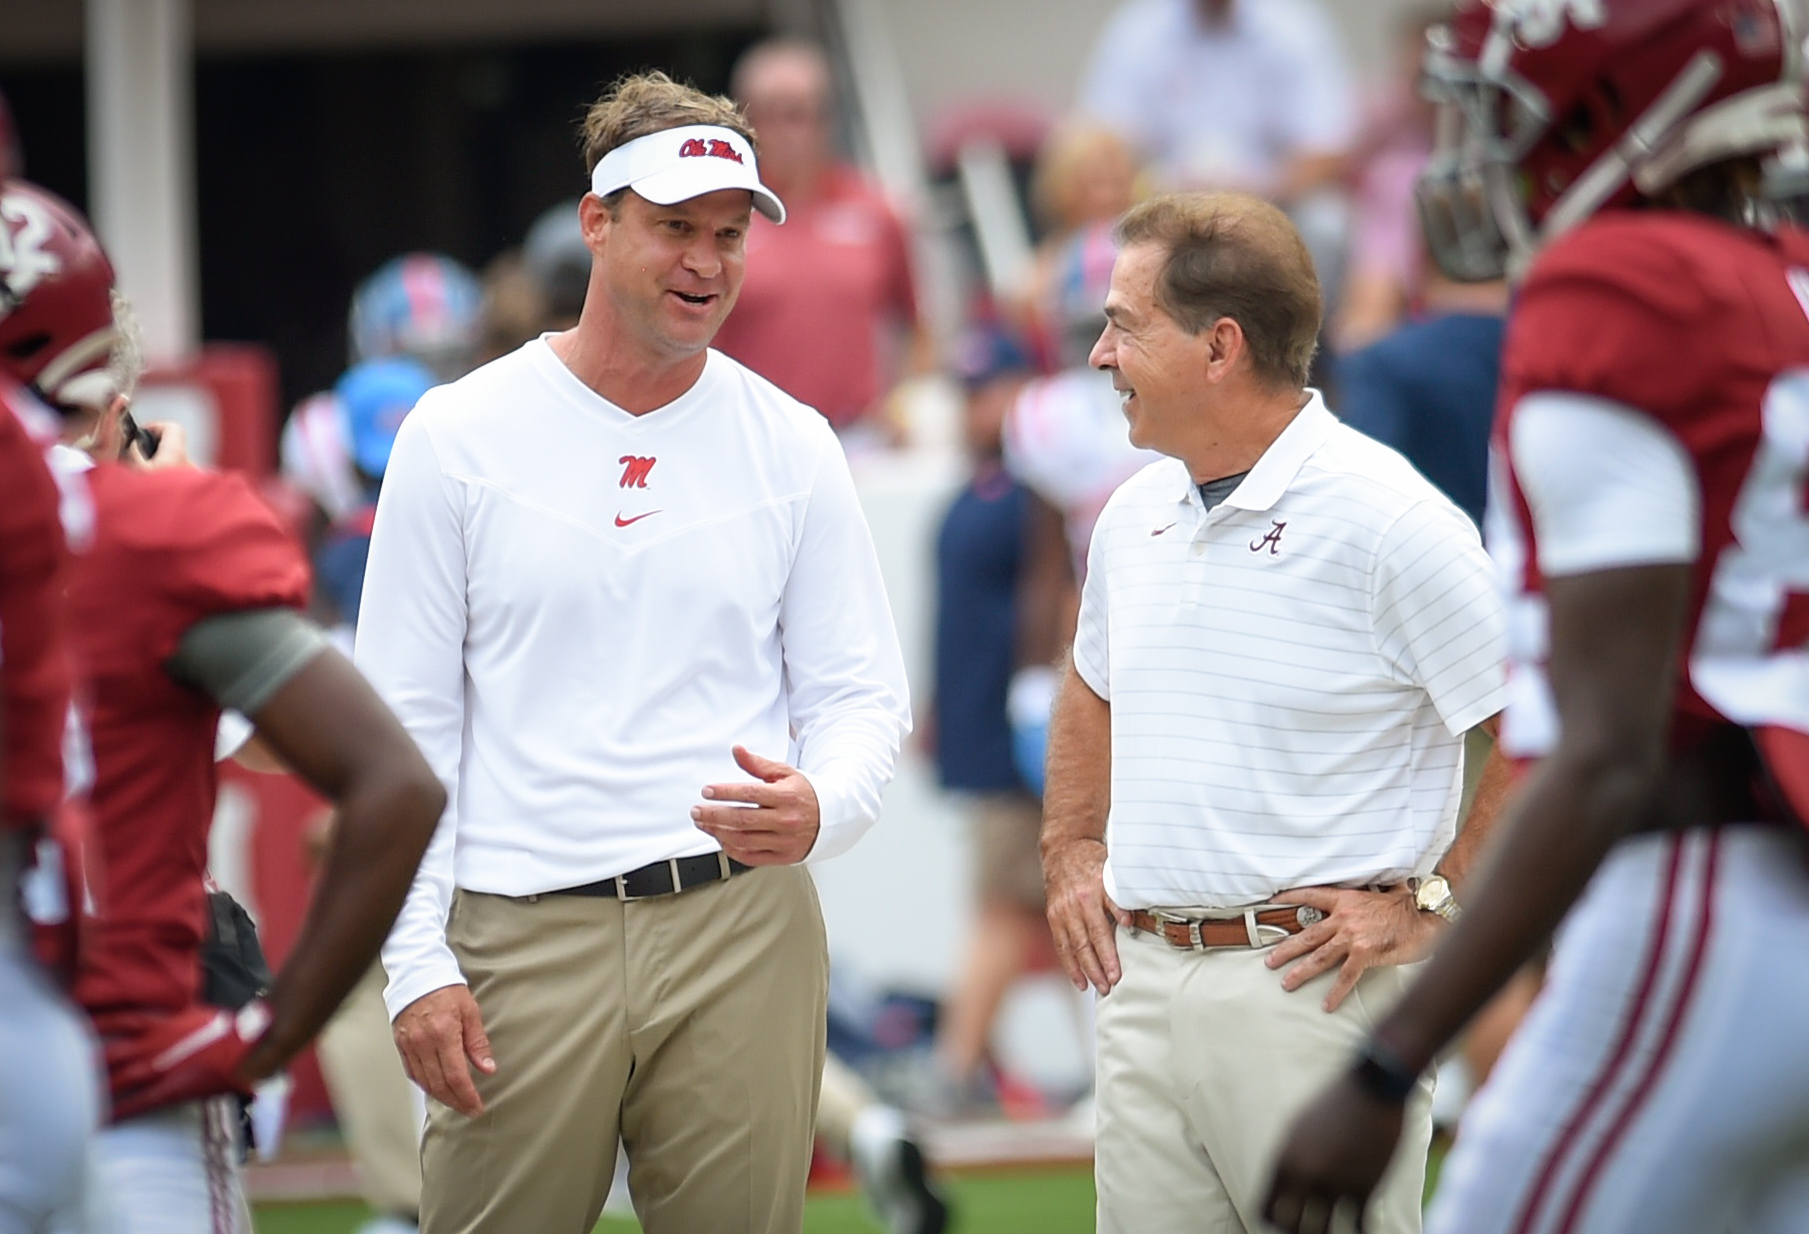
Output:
[1418, 0, 1808, 280]
[0, 179, 119, 412]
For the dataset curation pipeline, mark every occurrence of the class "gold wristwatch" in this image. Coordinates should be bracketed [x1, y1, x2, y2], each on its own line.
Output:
[1413, 874, 1462, 923]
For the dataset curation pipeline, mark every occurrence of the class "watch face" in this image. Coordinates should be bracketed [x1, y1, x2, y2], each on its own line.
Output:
[1416, 875, 1460, 921]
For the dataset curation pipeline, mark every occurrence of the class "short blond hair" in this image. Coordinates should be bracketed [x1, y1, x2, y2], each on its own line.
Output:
[1116, 192, 1321, 390]
[1031, 121, 1140, 233]
[579, 70, 757, 176]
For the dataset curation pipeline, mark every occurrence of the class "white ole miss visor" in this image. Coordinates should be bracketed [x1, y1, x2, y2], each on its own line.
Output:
[590, 124, 786, 224]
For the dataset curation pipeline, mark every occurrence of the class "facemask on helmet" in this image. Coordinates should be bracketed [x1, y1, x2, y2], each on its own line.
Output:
[1417, 0, 1807, 281]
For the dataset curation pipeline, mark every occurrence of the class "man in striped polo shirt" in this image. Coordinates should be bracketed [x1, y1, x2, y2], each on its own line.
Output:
[1041, 192, 1510, 1234]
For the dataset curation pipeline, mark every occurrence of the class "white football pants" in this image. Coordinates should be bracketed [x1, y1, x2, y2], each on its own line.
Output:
[50, 1100, 249, 1234]
[1431, 825, 1809, 1234]
[0, 939, 105, 1234]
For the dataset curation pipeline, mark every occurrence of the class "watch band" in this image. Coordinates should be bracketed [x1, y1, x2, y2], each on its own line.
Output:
[1350, 1038, 1421, 1105]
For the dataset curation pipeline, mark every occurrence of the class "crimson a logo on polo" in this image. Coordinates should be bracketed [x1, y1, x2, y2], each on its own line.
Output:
[1249, 521, 1286, 555]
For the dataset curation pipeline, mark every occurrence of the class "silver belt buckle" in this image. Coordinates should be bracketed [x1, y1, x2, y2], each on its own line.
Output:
[1149, 907, 1205, 950]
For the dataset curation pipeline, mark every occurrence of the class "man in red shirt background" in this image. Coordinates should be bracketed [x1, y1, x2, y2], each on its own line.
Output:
[712, 39, 932, 447]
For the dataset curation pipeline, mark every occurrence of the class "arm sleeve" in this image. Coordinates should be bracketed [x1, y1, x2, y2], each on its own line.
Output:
[166, 607, 329, 714]
[1071, 509, 1112, 699]
[1371, 498, 1507, 736]
[1509, 392, 1701, 576]
[778, 430, 913, 863]
[352, 409, 472, 1020]
[165, 475, 312, 628]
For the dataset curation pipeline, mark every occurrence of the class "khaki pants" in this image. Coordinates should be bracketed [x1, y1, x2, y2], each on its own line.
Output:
[317, 962, 424, 1219]
[1095, 922, 1434, 1234]
[420, 864, 828, 1234]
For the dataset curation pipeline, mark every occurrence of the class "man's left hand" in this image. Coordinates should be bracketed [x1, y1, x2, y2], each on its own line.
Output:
[1262, 1072, 1405, 1234]
[1265, 884, 1441, 1011]
[692, 745, 820, 865]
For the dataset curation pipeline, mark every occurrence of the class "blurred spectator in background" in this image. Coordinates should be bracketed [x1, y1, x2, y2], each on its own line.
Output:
[1077, 0, 1355, 307]
[279, 253, 480, 556]
[999, 119, 1156, 572]
[347, 253, 485, 384]
[927, 324, 1067, 1115]
[818, 1050, 951, 1234]
[312, 358, 437, 630]
[996, 148, 1157, 825]
[1002, 308, 1160, 575]
[1014, 121, 1142, 370]
[714, 38, 931, 449]
[1331, 5, 1448, 354]
[1334, 257, 1506, 529]
[474, 201, 594, 365]
[523, 199, 592, 331]
[474, 251, 549, 365]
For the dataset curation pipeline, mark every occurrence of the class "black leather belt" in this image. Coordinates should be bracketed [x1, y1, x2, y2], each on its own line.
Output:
[550, 852, 752, 901]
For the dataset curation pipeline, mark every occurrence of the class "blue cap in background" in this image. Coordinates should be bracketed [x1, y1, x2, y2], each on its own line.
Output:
[337, 356, 437, 479]
[951, 320, 1033, 389]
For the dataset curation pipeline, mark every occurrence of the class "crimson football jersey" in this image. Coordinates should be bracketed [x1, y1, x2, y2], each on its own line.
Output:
[0, 378, 71, 829]
[64, 462, 308, 1089]
[1490, 211, 1809, 772]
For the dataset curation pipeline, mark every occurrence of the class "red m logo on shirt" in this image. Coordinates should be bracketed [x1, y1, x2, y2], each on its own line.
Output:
[619, 455, 656, 489]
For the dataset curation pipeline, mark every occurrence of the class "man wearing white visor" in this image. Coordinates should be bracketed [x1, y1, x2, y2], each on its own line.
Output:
[356, 71, 911, 1234]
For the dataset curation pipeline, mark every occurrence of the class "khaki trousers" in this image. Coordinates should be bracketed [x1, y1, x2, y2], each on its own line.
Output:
[420, 864, 828, 1234]
[1095, 923, 1434, 1234]
[317, 962, 424, 1219]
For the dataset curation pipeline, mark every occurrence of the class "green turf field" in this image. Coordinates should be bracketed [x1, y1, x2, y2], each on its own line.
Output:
[253, 1139, 1447, 1232]
[253, 1168, 1098, 1234]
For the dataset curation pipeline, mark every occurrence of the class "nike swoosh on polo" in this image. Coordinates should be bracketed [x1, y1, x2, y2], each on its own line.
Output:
[1151, 522, 1178, 537]
[615, 511, 661, 527]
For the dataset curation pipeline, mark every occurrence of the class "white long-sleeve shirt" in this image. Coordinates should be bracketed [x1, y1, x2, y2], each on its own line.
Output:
[358, 339, 911, 1019]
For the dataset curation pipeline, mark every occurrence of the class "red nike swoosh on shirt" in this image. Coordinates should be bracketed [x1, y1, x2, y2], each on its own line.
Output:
[615, 511, 661, 527]
[1151, 522, 1178, 536]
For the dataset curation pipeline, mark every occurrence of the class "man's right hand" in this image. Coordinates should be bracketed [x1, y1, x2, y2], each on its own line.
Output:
[1044, 837, 1129, 995]
[393, 985, 495, 1118]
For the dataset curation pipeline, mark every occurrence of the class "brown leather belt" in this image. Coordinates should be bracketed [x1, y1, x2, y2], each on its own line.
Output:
[1128, 904, 1324, 951]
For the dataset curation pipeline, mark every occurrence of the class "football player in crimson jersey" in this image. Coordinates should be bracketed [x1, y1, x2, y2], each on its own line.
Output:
[0, 177, 117, 1234]
[0, 180, 447, 1234]
[1264, 3, 1809, 1233]
[0, 384, 101, 1234]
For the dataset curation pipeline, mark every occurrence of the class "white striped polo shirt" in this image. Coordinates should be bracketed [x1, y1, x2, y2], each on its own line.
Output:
[1073, 392, 1506, 911]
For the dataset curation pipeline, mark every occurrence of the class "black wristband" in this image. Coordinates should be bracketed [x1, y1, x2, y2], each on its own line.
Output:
[1350, 1038, 1421, 1105]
